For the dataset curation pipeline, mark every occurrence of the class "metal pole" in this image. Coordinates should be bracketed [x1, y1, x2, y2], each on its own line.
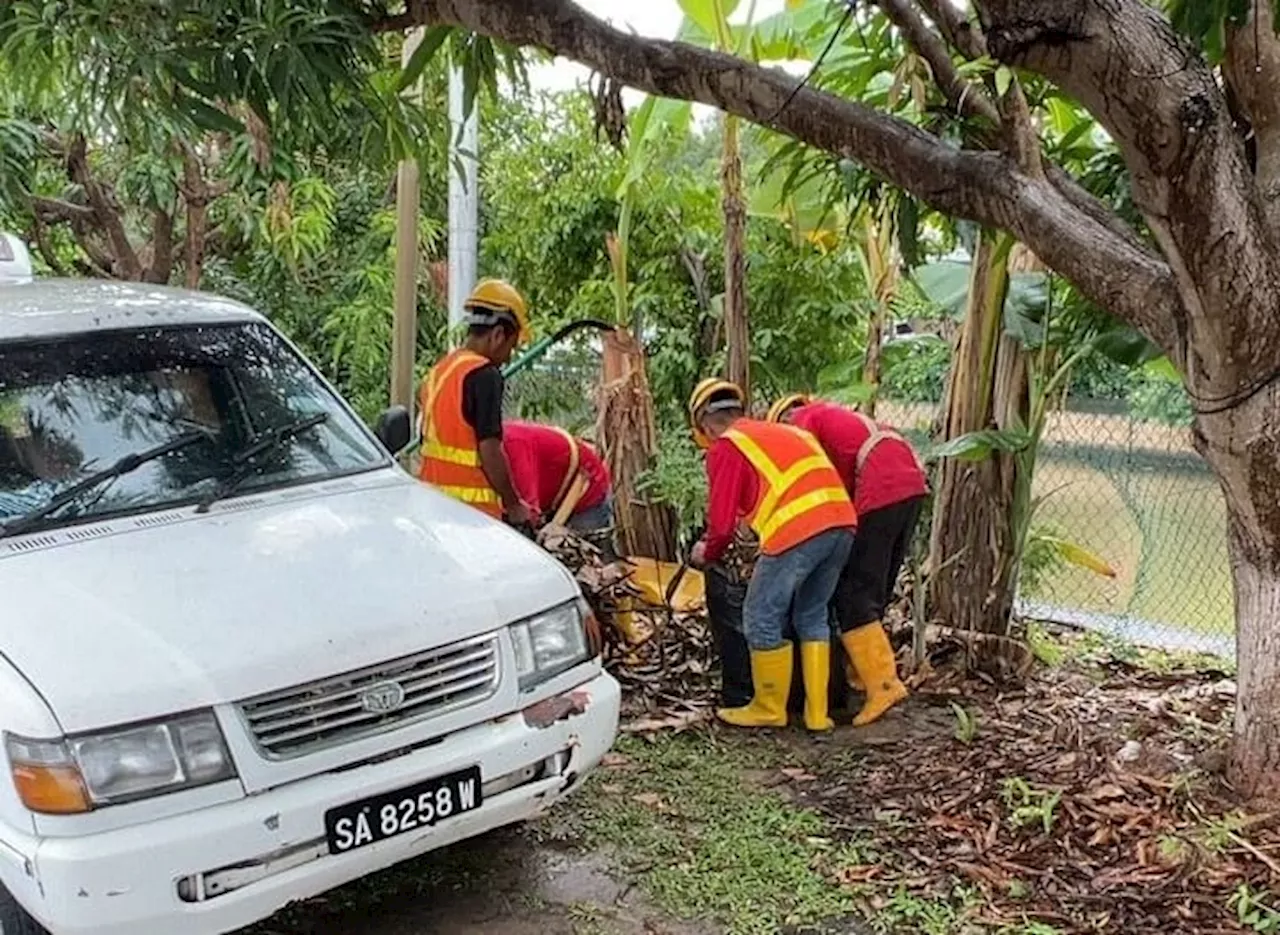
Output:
[447, 59, 479, 337]
[391, 28, 424, 413]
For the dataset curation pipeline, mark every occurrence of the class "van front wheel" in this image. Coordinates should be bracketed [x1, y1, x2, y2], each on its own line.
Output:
[0, 886, 48, 935]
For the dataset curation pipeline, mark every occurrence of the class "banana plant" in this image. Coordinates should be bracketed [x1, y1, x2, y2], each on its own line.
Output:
[924, 253, 1122, 593]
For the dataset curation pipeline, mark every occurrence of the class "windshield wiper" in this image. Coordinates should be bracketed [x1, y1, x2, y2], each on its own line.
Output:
[195, 412, 329, 513]
[0, 430, 211, 539]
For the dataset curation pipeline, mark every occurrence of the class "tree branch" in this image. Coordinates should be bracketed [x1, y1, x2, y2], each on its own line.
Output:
[975, 0, 1280, 391]
[916, 0, 989, 60]
[1226, 1, 1280, 235]
[64, 133, 142, 279]
[142, 208, 175, 284]
[406, 0, 1180, 353]
[26, 215, 70, 277]
[874, 0, 999, 125]
[29, 196, 94, 222]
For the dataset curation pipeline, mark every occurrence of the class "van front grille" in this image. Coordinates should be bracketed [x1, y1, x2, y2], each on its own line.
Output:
[238, 636, 500, 758]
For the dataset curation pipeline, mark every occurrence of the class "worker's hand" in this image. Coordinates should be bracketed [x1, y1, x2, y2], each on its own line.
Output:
[505, 500, 533, 528]
[690, 540, 708, 568]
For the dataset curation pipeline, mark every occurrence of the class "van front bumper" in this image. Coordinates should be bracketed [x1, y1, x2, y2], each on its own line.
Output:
[9, 672, 620, 935]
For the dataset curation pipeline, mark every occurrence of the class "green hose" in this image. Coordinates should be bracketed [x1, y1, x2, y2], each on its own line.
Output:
[400, 318, 615, 455]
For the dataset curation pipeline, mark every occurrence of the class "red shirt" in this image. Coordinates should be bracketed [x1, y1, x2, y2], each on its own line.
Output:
[702, 438, 760, 563]
[791, 401, 927, 514]
[503, 421, 610, 518]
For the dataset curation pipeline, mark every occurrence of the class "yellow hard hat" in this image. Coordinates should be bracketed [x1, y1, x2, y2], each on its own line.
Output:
[464, 278, 531, 344]
[766, 393, 812, 424]
[688, 378, 745, 449]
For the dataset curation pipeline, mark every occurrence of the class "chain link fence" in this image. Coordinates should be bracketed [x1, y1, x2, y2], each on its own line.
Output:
[881, 399, 1235, 658]
[501, 358, 1236, 658]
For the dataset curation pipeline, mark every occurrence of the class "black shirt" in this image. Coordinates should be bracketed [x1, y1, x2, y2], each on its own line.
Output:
[461, 365, 504, 442]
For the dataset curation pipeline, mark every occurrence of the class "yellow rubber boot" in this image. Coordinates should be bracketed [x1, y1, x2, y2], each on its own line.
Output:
[843, 656, 865, 692]
[717, 644, 792, 728]
[842, 622, 908, 726]
[800, 641, 835, 732]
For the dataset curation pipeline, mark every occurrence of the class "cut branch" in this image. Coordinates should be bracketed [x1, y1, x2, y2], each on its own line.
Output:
[407, 0, 1181, 354]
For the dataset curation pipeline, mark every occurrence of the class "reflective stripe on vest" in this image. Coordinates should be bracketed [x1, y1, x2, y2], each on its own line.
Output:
[724, 420, 856, 553]
[548, 426, 582, 512]
[418, 349, 501, 517]
[850, 411, 925, 473]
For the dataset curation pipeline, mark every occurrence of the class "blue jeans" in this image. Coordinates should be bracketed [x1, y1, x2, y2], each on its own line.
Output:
[742, 528, 854, 650]
[566, 494, 617, 561]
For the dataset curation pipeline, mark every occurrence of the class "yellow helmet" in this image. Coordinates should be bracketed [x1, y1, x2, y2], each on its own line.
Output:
[766, 393, 812, 424]
[464, 278, 531, 345]
[688, 378, 745, 449]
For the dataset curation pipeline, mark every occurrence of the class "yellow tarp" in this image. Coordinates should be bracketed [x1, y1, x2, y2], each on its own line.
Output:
[624, 557, 705, 612]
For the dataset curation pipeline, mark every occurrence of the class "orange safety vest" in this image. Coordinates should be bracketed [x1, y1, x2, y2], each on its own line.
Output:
[723, 419, 857, 556]
[847, 410, 926, 474]
[417, 349, 502, 517]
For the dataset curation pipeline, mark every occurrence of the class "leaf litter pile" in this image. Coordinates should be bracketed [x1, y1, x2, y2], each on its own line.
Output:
[541, 527, 1276, 932]
[773, 627, 1276, 934]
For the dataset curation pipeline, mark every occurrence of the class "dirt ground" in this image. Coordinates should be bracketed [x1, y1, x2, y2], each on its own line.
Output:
[239, 823, 728, 935]
[241, 625, 1264, 935]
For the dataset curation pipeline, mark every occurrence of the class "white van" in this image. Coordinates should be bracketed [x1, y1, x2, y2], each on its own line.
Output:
[0, 250, 620, 934]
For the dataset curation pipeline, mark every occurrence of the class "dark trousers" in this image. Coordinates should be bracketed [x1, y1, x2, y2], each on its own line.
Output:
[831, 495, 925, 633]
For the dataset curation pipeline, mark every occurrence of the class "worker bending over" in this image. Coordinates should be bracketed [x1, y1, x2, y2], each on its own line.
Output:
[688, 379, 856, 732]
[418, 279, 531, 527]
[767, 395, 927, 726]
[503, 420, 615, 555]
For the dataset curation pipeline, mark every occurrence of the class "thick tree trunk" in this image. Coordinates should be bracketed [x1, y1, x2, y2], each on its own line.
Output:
[721, 114, 749, 400]
[1198, 386, 1280, 799]
[1229, 548, 1280, 798]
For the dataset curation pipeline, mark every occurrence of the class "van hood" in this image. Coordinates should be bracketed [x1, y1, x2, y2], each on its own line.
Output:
[0, 473, 577, 732]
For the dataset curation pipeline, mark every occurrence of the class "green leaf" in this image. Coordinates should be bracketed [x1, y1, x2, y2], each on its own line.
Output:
[1143, 355, 1183, 384]
[1003, 272, 1050, 348]
[1093, 326, 1160, 366]
[930, 428, 1033, 462]
[911, 259, 971, 317]
[677, 0, 739, 44]
[396, 27, 451, 91]
[995, 66, 1013, 97]
[897, 195, 920, 269]
[174, 91, 244, 134]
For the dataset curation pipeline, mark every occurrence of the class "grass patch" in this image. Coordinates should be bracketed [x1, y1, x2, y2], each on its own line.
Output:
[560, 733, 859, 935]
[1029, 457, 1234, 636]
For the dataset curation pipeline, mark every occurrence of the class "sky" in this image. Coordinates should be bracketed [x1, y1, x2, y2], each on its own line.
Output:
[526, 0, 791, 114]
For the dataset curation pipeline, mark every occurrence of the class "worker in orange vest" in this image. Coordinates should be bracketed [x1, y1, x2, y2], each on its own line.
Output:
[418, 279, 532, 527]
[767, 394, 926, 726]
[503, 420, 615, 556]
[687, 379, 857, 732]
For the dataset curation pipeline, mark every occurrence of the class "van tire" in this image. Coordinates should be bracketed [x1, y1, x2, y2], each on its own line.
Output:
[0, 886, 48, 935]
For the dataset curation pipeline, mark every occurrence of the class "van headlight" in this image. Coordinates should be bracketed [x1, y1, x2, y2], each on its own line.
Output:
[6, 711, 237, 814]
[510, 600, 593, 690]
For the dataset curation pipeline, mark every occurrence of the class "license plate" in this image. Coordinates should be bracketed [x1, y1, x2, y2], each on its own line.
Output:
[324, 766, 482, 854]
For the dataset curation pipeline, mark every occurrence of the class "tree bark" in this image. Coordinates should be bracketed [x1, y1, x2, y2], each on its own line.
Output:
[597, 329, 676, 561]
[721, 114, 750, 401]
[929, 235, 1021, 634]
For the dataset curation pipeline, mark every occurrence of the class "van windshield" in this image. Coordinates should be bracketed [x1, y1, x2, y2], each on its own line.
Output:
[0, 322, 385, 532]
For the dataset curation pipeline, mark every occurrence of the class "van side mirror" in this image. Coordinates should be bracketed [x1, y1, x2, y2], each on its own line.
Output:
[374, 405, 411, 455]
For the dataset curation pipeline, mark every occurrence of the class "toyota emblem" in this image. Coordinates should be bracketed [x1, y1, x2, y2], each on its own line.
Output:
[359, 680, 407, 714]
